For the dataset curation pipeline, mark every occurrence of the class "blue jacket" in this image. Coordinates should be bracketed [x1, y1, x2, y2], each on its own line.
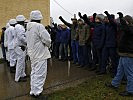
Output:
[104, 23, 117, 47]
[55, 29, 62, 43]
[92, 23, 105, 49]
[60, 28, 70, 44]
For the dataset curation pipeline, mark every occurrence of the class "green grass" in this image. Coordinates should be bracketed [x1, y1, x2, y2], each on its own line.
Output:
[48, 74, 133, 100]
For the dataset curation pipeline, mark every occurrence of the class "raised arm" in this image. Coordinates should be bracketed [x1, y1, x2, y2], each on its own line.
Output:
[78, 12, 84, 19]
[117, 12, 127, 25]
[59, 16, 72, 28]
[117, 12, 130, 33]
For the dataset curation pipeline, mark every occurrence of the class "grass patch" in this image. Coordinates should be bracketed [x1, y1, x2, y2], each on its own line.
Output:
[48, 74, 133, 100]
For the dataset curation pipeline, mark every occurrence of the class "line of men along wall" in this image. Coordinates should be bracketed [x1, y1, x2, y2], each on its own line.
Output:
[0, 0, 50, 37]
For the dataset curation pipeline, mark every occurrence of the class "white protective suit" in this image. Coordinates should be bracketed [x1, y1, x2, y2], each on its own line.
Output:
[4, 23, 10, 61]
[26, 22, 51, 96]
[14, 24, 27, 82]
[7, 26, 16, 67]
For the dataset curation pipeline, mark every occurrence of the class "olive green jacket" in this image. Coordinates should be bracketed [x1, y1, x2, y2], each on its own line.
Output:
[76, 24, 90, 46]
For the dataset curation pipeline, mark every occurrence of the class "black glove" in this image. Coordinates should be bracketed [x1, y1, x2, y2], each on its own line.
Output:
[104, 11, 109, 15]
[78, 12, 82, 18]
[83, 14, 88, 20]
[93, 13, 97, 18]
[59, 16, 63, 20]
[117, 12, 123, 18]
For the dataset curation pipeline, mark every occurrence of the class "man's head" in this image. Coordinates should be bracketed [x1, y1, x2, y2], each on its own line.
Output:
[124, 15, 133, 25]
[30, 10, 43, 23]
[89, 16, 94, 22]
[95, 14, 104, 22]
[104, 16, 109, 23]
[9, 19, 17, 27]
[78, 19, 84, 25]
[71, 19, 77, 25]
[16, 15, 26, 26]
[61, 24, 67, 30]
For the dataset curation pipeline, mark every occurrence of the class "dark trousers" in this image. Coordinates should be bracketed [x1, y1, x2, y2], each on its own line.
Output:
[101, 47, 119, 74]
[96, 48, 102, 71]
[92, 43, 98, 66]
[1, 43, 6, 61]
[86, 44, 93, 67]
[55, 42, 60, 58]
[78, 45, 88, 66]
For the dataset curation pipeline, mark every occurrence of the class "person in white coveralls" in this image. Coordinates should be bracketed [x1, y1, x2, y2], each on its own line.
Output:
[26, 10, 51, 97]
[14, 15, 27, 82]
[8, 19, 17, 73]
[4, 23, 10, 66]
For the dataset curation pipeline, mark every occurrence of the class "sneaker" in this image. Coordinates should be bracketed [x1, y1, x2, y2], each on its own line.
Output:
[119, 91, 133, 97]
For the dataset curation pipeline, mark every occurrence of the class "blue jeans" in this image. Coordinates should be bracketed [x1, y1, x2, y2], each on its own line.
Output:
[60, 43, 68, 60]
[71, 40, 79, 63]
[112, 57, 133, 93]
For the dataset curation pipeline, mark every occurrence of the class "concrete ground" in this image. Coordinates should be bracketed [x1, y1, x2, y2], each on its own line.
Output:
[0, 59, 94, 100]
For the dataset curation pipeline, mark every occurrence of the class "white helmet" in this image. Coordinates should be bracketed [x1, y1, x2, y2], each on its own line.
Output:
[30, 10, 43, 20]
[9, 19, 17, 25]
[16, 15, 26, 22]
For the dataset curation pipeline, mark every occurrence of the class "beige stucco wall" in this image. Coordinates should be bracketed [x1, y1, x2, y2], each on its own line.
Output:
[0, 0, 50, 33]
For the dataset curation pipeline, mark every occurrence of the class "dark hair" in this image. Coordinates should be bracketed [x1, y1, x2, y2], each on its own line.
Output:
[31, 20, 41, 23]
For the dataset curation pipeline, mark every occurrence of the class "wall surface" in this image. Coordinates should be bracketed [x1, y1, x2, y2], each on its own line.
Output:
[0, 0, 50, 30]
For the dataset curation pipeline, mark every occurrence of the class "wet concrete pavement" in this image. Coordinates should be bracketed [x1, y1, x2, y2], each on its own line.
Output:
[0, 58, 94, 100]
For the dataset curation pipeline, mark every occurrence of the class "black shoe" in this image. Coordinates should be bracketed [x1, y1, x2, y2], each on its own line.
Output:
[7, 62, 10, 67]
[95, 70, 100, 73]
[77, 65, 85, 68]
[111, 73, 116, 78]
[119, 91, 133, 97]
[30, 94, 40, 98]
[121, 80, 127, 85]
[18, 77, 27, 82]
[76, 63, 80, 66]
[97, 71, 106, 75]
[89, 67, 97, 71]
[10, 67, 15, 73]
[105, 83, 118, 89]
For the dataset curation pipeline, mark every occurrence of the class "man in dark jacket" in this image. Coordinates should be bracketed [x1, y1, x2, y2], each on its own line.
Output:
[59, 15, 78, 64]
[98, 11, 119, 75]
[1, 27, 6, 61]
[105, 12, 133, 96]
